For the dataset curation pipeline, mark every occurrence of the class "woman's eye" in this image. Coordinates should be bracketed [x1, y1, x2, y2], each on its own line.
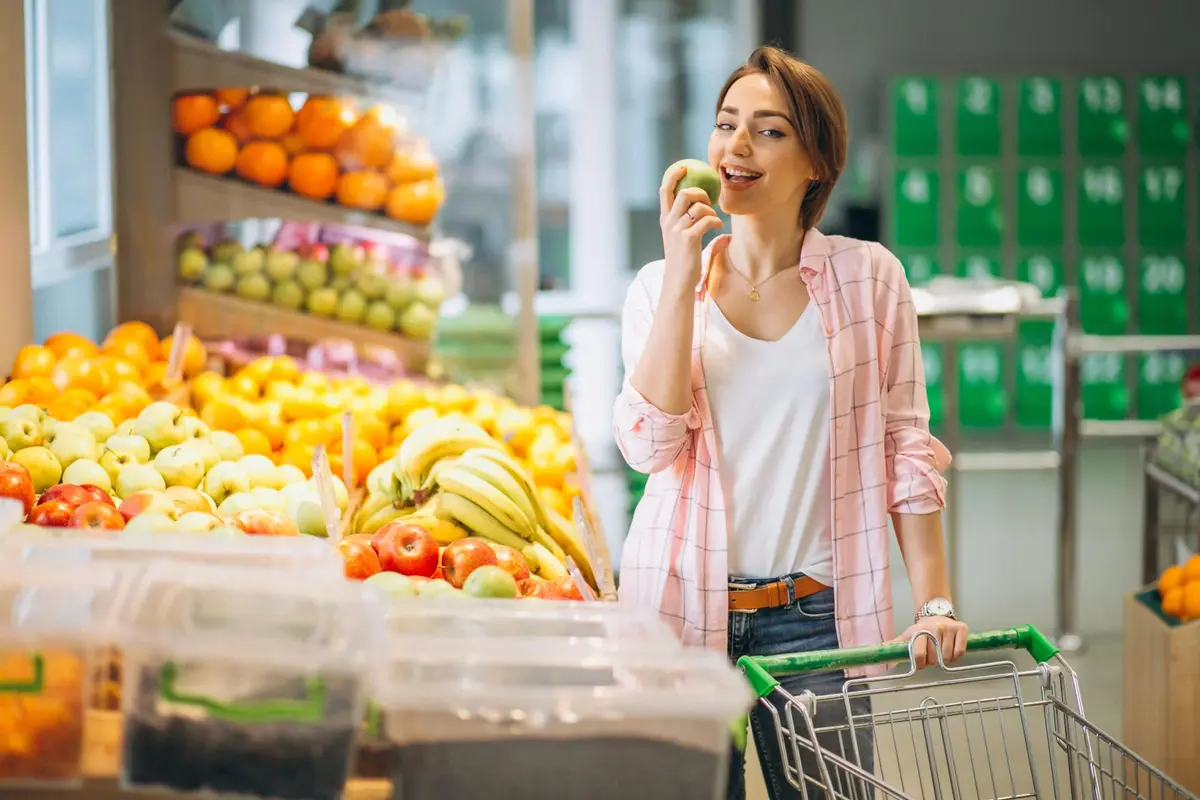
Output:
[760, 129, 784, 139]
[714, 122, 735, 131]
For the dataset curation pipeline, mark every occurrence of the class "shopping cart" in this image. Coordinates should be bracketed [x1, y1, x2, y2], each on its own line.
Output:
[737, 624, 1197, 800]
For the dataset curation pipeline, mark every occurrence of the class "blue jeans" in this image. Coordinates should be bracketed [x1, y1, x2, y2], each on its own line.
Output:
[726, 579, 875, 800]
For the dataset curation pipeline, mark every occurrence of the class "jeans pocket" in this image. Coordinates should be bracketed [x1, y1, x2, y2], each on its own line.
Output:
[789, 587, 836, 621]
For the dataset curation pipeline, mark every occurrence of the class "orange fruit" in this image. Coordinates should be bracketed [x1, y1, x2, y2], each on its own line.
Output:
[385, 178, 444, 226]
[238, 358, 276, 387]
[104, 321, 162, 360]
[235, 429, 273, 457]
[295, 96, 352, 150]
[0, 380, 33, 407]
[185, 128, 239, 175]
[336, 171, 389, 212]
[11, 345, 57, 380]
[58, 387, 100, 408]
[1183, 554, 1200, 584]
[215, 88, 249, 110]
[172, 94, 221, 136]
[44, 332, 98, 360]
[235, 140, 290, 188]
[288, 152, 340, 201]
[26, 376, 59, 406]
[243, 94, 295, 139]
[334, 113, 395, 171]
[1160, 565, 1186, 596]
[95, 355, 142, 387]
[282, 133, 307, 157]
[191, 371, 225, 410]
[328, 438, 377, 486]
[50, 356, 111, 396]
[270, 356, 302, 384]
[352, 415, 389, 451]
[284, 419, 330, 449]
[160, 334, 208, 379]
[387, 147, 439, 185]
[1184, 583, 1200, 622]
[110, 381, 153, 411]
[259, 414, 287, 451]
[141, 361, 168, 395]
[46, 397, 88, 422]
[279, 443, 316, 478]
[93, 394, 135, 425]
[225, 374, 260, 402]
[100, 338, 153, 373]
[201, 398, 251, 432]
[223, 109, 255, 144]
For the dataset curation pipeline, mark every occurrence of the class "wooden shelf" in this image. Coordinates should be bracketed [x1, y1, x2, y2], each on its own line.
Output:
[173, 168, 431, 241]
[176, 287, 431, 371]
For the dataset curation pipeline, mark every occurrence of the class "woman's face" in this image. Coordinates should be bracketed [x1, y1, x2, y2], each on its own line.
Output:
[708, 73, 813, 218]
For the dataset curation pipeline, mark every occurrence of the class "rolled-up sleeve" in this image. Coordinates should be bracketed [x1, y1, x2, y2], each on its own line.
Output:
[613, 270, 700, 474]
[874, 245, 951, 513]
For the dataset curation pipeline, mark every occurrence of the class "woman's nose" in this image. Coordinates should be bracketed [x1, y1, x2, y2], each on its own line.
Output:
[730, 125, 752, 154]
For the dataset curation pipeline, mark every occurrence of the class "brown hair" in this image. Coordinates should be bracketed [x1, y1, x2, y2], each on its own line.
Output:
[716, 46, 848, 229]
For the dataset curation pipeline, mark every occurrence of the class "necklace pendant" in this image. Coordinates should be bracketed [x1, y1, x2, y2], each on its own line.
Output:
[748, 289, 760, 302]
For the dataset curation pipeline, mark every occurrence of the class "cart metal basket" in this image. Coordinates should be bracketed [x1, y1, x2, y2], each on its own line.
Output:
[738, 625, 1197, 800]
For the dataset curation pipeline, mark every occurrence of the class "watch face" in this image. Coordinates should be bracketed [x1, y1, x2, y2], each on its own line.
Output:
[926, 597, 954, 616]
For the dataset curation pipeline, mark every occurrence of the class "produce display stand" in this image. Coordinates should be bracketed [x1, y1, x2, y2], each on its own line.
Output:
[1140, 455, 1200, 585]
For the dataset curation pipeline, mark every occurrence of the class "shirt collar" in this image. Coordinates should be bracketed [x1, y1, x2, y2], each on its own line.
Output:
[696, 228, 829, 296]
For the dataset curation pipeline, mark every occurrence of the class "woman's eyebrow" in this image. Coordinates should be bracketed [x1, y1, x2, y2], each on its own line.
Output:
[718, 105, 792, 123]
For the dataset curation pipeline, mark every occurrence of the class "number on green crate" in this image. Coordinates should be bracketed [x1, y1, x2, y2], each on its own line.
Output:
[958, 342, 1008, 429]
[956, 76, 1002, 157]
[1081, 352, 1129, 421]
[1137, 252, 1189, 335]
[1078, 252, 1129, 335]
[1138, 352, 1186, 420]
[1017, 252, 1063, 298]
[1077, 76, 1128, 157]
[897, 251, 940, 285]
[1016, 166, 1063, 247]
[1138, 164, 1187, 247]
[1017, 77, 1062, 156]
[1077, 165, 1126, 247]
[1016, 321, 1055, 429]
[892, 168, 940, 247]
[921, 343, 944, 429]
[892, 77, 940, 157]
[955, 165, 1003, 247]
[1138, 76, 1190, 157]
[956, 253, 1002, 280]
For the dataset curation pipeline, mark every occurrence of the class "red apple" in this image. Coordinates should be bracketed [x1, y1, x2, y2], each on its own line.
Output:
[39, 484, 94, 510]
[518, 575, 549, 599]
[118, 491, 175, 524]
[373, 521, 439, 577]
[0, 461, 37, 518]
[551, 575, 585, 602]
[70, 501, 126, 530]
[337, 538, 381, 581]
[431, 566, 445, 581]
[342, 533, 375, 547]
[79, 485, 115, 508]
[220, 514, 247, 532]
[28, 500, 75, 528]
[440, 538, 498, 589]
[492, 544, 531, 583]
[234, 508, 299, 536]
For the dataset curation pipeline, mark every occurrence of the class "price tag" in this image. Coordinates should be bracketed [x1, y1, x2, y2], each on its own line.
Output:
[956, 253, 1002, 281]
[893, 168, 940, 248]
[572, 497, 608, 596]
[1017, 253, 1063, 298]
[1017, 76, 1062, 157]
[1137, 252, 1189, 335]
[1081, 352, 1129, 421]
[955, 165, 1003, 247]
[1078, 253, 1128, 335]
[164, 322, 193, 388]
[1016, 166, 1063, 247]
[956, 76, 1001, 157]
[1137, 164, 1187, 247]
[1077, 76, 1128, 157]
[958, 342, 1008, 429]
[892, 76, 940, 157]
[341, 410, 356, 489]
[1137, 75, 1190, 157]
[310, 445, 342, 540]
[1077, 165, 1126, 248]
[1016, 321, 1055, 429]
[564, 557, 598, 602]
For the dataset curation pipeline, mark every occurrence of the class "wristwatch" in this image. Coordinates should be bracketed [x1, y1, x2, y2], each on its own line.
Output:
[915, 597, 957, 622]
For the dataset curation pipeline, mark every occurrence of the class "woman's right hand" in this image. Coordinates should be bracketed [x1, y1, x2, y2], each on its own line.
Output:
[659, 164, 723, 292]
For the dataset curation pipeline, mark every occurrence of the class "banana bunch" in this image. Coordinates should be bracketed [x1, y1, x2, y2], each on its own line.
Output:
[429, 448, 595, 587]
[350, 490, 470, 545]
[392, 418, 506, 504]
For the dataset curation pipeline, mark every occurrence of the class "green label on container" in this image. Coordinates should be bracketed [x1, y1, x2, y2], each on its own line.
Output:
[957, 252, 1003, 280]
[1017, 77, 1062, 157]
[1137, 164, 1187, 247]
[1138, 76, 1190, 157]
[1016, 166, 1063, 247]
[1137, 352, 1186, 420]
[1077, 164, 1126, 248]
[892, 77, 940, 157]
[1016, 321, 1055, 429]
[1017, 252, 1064, 298]
[956, 165, 1004, 247]
[1077, 76, 1128, 157]
[893, 167, 940, 247]
[1082, 352, 1129, 421]
[1078, 252, 1128, 335]
[959, 342, 1008, 429]
[1136, 252, 1188, 335]
[922, 343, 944, 429]
[956, 76, 1002, 157]
[897, 250, 941, 285]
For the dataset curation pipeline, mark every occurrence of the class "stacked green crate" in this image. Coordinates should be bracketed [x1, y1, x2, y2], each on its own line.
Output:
[539, 316, 572, 410]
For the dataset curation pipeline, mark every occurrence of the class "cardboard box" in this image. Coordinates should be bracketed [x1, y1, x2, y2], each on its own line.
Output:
[1122, 589, 1200, 794]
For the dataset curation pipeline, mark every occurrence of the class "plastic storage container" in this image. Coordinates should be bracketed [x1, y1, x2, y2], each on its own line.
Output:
[374, 641, 752, 800]
[117, 562, 382, 800]
[0, 560, 139, 787]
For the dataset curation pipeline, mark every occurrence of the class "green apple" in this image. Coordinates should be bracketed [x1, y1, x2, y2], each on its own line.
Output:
[178, 247, 208, 283]
[114, 419, 137, 437]
[45, 422, 97, 470]
[385, 275, 415, 310]
[73, 411, 116, 444]
[416, 578, 463, 598]
[235, 273, 272, 302]
[279, 481, 315, 509]
[398, 303, 437, 339]
[462, 564, 519, 599]
[190, 439, 222, 472]
[265, 249, 301, 282]
[202, 461, 250, 506]
[249, 486, 284, 511]
[2, 416, 43, 452]
[272, 280, 306, 310]
[153, 444, 206, 489]
[413, 275, 447, 308]
[104, 434, 150, 463]
[284, 495, 327, 536]
[125, 511, 177, 534]
[217, 491, 257, 517]
[273, 464, 306, 488]
[14, 447, 62, 494]
[306, 287, 339, 317]
[175, 511, 225, 533]
[306, 475, 349, 511]
[232, 247, 266, 276]
[336, 289, 368, 324]
[237, 454, 276, 488]
[62, 459, 111, 493]
[210, 239, 244, 263]
[668, 157, 721, 206]
[330, 276, 353, 293]
[203, 263, 236, 293]
[182, 417, 211, 441]
[0, 440, 11, 461]
[297, 258, 329, 291]
[116, 462, 167, 499]
[364, 571, 418, 598]
[99, 447, 138, 485]
[355, 270, 389, 301]
[134, 402, 189, 453]
[10, 404, 47, 427]
[364, 300, 396, 331]
[208, 431, 244, 462]
[329, 243, 363, 277]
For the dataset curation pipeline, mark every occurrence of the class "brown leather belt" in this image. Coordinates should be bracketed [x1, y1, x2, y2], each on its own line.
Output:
[728, 575, 828, 612]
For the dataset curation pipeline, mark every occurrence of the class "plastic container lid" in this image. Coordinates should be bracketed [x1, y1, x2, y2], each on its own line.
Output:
[0, 560, 140, 645]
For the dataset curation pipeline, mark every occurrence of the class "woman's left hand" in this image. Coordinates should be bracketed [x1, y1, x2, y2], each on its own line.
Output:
[891, 616, 969, 668]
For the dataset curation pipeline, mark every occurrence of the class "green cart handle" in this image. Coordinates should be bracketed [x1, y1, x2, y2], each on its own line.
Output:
[0, 653, 44, 694]
[159, 662, 326, 724]
[738, 624, 1060, 700]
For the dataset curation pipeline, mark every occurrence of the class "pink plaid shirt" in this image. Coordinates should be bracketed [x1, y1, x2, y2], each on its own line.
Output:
[614, 229, 951, 676]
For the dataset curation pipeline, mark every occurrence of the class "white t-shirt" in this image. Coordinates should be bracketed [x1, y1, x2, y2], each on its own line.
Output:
[700, 297, 834, 583]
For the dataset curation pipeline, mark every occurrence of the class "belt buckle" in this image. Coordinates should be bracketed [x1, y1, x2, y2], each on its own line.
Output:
[728, 582, 759, 613]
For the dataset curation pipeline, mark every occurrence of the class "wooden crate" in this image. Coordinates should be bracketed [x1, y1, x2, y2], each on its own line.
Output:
[1122, 590, 1200, 794]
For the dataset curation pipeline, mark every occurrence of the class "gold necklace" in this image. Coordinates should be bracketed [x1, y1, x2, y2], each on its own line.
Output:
[719, 251, 793, 302]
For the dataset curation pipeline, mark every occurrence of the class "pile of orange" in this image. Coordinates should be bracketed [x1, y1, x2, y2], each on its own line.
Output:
[1, 322, 208, 424]
[174, 88, 444, 227]
[1158, 555, 1200, 623]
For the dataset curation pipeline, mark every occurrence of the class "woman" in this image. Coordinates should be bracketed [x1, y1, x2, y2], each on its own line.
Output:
[613, 46, 968, 800]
